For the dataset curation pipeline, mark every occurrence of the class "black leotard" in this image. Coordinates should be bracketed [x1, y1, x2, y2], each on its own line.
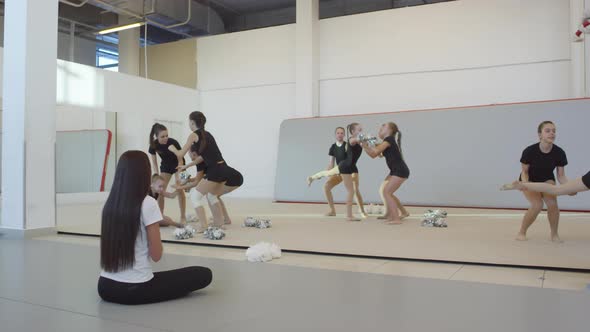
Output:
[194, 129, 242, 186]
[338, 140, 362, 174]
[519, 143, 567, 182]
[329, 142, 347, 164]
[582, 171, 590, 189]
[382, 135, 409, 178]
[148, 138, 184, 174]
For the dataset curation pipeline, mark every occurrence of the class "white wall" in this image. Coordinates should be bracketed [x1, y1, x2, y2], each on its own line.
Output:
[319, 0, 571, 115]
[196, 0, 573, 198]
[198, 25, 296, 198]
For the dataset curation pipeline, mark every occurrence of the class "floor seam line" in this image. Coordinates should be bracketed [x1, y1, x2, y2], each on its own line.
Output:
[0, 295, 172, 332]
[448, 265, 464, 280]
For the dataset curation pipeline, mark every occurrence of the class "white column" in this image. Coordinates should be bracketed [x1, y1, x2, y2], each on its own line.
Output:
[117, 16, 141, 76]
[295, 0, 319, 117]
[571, 0, 586, 97]
[1, 0, 59, 236]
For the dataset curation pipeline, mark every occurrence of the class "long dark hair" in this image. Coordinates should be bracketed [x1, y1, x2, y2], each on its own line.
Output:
[345, 123, 359, 151]
[100, 151, 151, 273]
[149, 123, 167, 151]
[387, 122, 403, 156]
[190, 111, 207, 154]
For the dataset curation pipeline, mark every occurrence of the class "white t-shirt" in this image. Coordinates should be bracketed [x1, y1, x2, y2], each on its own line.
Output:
[100, 196, 163, 283]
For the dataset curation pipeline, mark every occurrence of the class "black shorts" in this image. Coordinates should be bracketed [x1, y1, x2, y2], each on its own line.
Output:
[205, 163, 243, 187]
[389, 165, 410, 179]
[160, 164, 178, 174]
[337, 162, 358, 175]
[582, 171, 590, 189]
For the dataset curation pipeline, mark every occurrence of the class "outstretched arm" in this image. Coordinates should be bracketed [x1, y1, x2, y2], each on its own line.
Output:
[177, 156, 205, 172]
[362, 141, 390, 159]
[169, 133, 198, 158]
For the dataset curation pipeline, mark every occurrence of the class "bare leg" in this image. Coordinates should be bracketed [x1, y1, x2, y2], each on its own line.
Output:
[308, 166, 340, 186]
[159, 215, 183, 228]
[324, 175, 342, 216]
[173, 172, 187, 224]
[516, 190, 543, 241]
[189, 188, 209, 232]
[352, 173, 368, 218]
[196, 179, 225, 227]
[383, 176, 406, 225]
[158, 173, 173, 213]
[542, 192, 561, 243]
[219, 185, 240, 224]
[393, 195, 409, 219]
[341, 174, 360, 221]
[377, 180, 389, 220]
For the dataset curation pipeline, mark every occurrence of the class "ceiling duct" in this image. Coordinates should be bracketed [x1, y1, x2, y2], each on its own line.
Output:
[146, 0, 225, 36]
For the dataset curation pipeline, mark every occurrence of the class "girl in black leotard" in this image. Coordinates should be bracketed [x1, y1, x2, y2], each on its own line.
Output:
[174, 144, 243, 226]
[148, 123, 187, 224]
[362, 122, 409, 225]
[170, 112, 243, 231]
[508, 121, 571, 242]
[307, 123, 368, 221]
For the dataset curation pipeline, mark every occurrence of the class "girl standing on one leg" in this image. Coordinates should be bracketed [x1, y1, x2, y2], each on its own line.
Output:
[171, 111, 243, 229]
[97, 151, 212, 305]
[514, 121, 571, 242]
[307, 123, 368, 221]
[148, 123, 187, 224]
[362, 122, 409, 225]
[323, 127, 346, 217]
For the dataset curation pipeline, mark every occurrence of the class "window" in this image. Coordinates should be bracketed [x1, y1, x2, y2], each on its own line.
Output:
[96, 47, 119, 72]
[320, 0, 456, 19]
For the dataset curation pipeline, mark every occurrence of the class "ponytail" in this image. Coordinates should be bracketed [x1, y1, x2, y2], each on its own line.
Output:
[149, 123, 167, 150]
[189, 111, 207, 154]
[397, 131, 403, 158]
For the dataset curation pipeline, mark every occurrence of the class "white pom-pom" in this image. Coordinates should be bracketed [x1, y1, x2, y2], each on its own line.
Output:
[245, 242, 282, 262]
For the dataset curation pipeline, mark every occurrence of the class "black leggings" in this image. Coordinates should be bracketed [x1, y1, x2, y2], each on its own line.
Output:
[97, 266, 212, 305]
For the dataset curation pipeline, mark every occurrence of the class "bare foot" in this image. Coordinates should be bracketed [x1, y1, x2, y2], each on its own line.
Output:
[386, 220, 403, 225]
[325, 211, 336, 217]
[180, 218, 187, 225]
[377, 215, 389, 220]
[195, 223, 208, 233]
[224, 219, 232, 225]
[515, 233, 527, 241]
[551, 234, 563, 243]
[307, 177, 313, 187]
[400, 212, 410, 220]
[346, 217, 361, 222]
[360, 212, 369, 219]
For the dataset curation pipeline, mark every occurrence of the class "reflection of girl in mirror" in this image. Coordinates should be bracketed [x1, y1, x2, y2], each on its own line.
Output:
[148, 123, 187, 224]
[362, 122, 410, 225]
[98, 151, 212, 305]
[173, 144, 242, 230]
[508, 121, 571, 242]
[149, 174, 183, 228]
[170, 111, 243, 230]
[307, 123, 368, 221]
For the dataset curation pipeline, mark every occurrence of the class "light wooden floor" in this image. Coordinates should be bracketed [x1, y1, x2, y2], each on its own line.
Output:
[57, 198, 590, 270]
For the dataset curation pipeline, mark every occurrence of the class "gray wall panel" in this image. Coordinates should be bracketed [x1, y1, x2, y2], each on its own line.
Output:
[274, 99, 590, 210]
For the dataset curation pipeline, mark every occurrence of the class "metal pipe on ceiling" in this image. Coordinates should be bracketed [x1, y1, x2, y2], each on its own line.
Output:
[59, 0, 90, 8]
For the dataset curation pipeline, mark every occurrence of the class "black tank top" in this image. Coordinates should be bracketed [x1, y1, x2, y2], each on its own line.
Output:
[340, 140, 362, 168]
[194, 129, 224, 167]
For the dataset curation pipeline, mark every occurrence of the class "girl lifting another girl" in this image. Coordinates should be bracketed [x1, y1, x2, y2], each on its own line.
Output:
[509, 121, 572, 242]
[148, 123, 187, 224]
[362, 122, 410, 225]
[171, 111, 243, 231]
[174, 143, 242, 228]
[307, 123, 368, 221]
